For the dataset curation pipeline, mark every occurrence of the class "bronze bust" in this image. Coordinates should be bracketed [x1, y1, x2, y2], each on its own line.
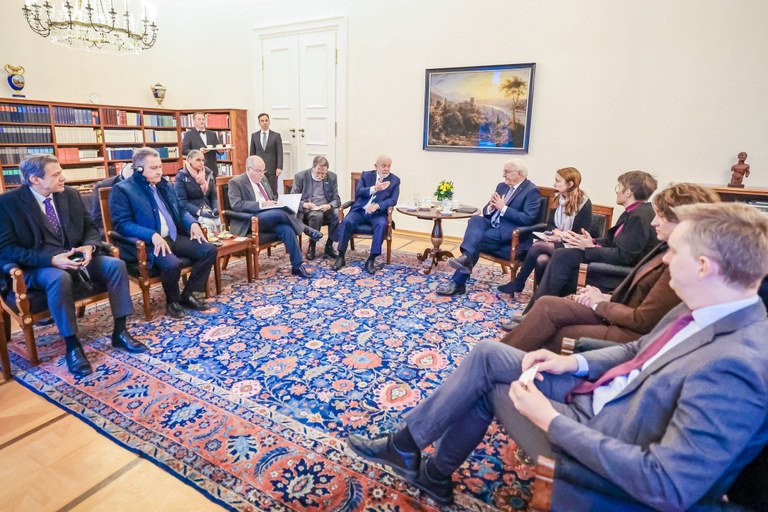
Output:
[729, 152, 751, 188]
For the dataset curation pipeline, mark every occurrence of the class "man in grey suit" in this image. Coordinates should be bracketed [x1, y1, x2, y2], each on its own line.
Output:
[181, 112, 224, 176]
[249, 113, 283, 194]
[227, 156, 322, 278]
[291, 155, 340, 260]
[348, 202, 768, 509]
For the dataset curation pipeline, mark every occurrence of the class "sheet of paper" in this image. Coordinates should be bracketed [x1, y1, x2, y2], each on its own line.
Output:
[518, 364, 540, 388]
[533, 231, 549, 241]
[234, 236, 248, 242]
[277, 193, 302, 214]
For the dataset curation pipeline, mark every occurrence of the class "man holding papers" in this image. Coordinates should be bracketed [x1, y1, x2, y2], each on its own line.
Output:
[227, 156, 323, 278]
[291, 156, 341, 261]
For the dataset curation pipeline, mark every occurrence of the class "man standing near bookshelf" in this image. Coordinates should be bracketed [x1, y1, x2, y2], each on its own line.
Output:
[182, 112, 223, 176]
[249, 113, 283, 194]
[0, 155, 147, 376]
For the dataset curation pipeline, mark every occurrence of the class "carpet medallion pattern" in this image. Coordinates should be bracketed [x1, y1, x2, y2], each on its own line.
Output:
[8, 251, 535, 511]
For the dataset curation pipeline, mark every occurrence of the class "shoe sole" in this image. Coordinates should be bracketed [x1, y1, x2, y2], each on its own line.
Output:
[346, 439, 418, 480]
[409, 478, 455, 506]
[448, 259, 472, 274]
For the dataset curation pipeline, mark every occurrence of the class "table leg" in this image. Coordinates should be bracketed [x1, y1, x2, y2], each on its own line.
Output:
[245, 244, 254, 283]
[417, 218, 455, 274]
[214, 255, 223, 295]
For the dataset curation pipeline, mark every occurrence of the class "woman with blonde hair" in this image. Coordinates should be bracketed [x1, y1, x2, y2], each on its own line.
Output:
[498, 166, 592, 296]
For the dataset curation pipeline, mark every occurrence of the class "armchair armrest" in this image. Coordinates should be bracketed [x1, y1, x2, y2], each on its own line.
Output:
[514, 222, 548, 236]
[341, 200, 354, 210]
[222, 209, 257, 222]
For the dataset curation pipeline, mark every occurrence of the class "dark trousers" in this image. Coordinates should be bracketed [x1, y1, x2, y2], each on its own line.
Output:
[337, 210, 388, 257]
[404, 342, 592, 476]
[511, 241, 556, 291]
[24, 255, 134, 338]
[256, 209, 303, 268]
[452, 216, 509, 285]
[524, 247, 587, 313]
[153, 235, 217, 303]
[265, 172, 278, 197]
[302, 208, 340, 244]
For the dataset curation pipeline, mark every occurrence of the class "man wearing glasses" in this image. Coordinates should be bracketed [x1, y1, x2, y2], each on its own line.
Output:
[437, 159, 541, 296]
[227, 156, 323, 278]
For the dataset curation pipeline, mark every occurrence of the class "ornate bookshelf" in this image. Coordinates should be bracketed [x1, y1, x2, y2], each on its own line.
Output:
[0, 98, 247, 194]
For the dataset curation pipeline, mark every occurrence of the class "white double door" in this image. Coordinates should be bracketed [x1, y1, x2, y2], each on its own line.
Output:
[260, 29, 337, 179]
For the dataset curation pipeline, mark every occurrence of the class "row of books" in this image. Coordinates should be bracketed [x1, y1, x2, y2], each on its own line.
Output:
[144, 129, 178, 143]
[0, 146, 54, 165]
[55, 126, 99, 144]
[63, 166, 105, 181]
[145, 114, 176, 127]
[162, 162, 181, 175]
[0, 104, 50, 123]
[218, 164, 233, 176]
[0, 126, 52, 143]
[52, 106, 99, 125]
[180, 113, 230, 129]
[2, 168, 22, 185]
[215, 150, 233, 161]
[102, 108, 141, 126]
[103, 129, 143, 143]
[58, 147, 101, 164]
[156, 147, 179, 159]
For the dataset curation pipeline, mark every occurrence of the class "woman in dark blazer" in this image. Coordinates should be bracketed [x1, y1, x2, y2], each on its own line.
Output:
[498, 167, 592, 297]
[499, 183, 720, 352]
[174, 149, 218, 225]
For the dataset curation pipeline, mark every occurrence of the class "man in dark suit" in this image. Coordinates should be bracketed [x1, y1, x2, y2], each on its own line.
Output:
[291, 155, 341, 260]
[436, 159, 541, 296]
[227, 155, 323, 278]
[181, 112, 224, 176]
[348, 202, 768, 509]
[109, 148, 217, 319]
[0, 155, 146, 376]
[89, 163, 133, 237]
[333, 154, 400, 275]
[249, 113, 283, 194]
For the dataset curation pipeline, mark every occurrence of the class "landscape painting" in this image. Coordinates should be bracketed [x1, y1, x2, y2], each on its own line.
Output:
[424, 63, 536, 153]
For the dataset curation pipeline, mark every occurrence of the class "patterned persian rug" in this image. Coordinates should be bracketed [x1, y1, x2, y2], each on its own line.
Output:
[8, 249, 536, 511]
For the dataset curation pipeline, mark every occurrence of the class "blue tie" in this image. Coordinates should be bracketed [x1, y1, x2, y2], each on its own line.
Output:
[491, 186, 515, 228]
[43, 197, 62, 238]
[151, 186, 177, 241]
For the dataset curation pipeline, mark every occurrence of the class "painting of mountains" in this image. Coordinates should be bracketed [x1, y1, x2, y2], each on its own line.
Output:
[424, 63, 535, 153]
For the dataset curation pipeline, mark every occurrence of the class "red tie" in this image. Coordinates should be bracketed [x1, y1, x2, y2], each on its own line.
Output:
[567, 312, 694, 401]
[257, 182, 269, 201]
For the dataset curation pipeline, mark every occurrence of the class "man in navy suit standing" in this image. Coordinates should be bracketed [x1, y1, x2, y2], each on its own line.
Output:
[437, 158, 541, 296]
[333, 155, 400, 275]
[249, 113, 283, 194]
[0, 155, 146, 376]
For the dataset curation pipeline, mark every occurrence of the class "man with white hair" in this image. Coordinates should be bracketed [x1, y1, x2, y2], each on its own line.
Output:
[437, 159, 541, 295]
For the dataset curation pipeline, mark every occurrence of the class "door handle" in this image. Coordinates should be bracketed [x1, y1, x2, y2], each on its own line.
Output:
[298, 128, 305, 138]
[289, 128, 296, 138]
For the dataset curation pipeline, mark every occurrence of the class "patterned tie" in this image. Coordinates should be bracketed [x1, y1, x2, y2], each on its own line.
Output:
[257, 182, 270, 201]
[567, 312, 694, 402]
[491, 186, 515, 228]
[43, 197, 62, 238]
[261, 132, 267, 150]
[151, 186, 177, 241]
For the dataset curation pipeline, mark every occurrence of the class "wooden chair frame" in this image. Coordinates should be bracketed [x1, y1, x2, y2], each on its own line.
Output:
[99, 186, 205, 320]
[338, 171, 394, 264]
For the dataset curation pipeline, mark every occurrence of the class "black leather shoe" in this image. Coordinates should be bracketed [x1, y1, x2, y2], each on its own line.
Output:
[111, 331, 148, 353]
[365, 258, 376, 275]
[324, 244, 338, 258]
[304, 226, 324, 242]
[306, 242, 316, 261]
[499, 315, 525, 331]
[65, 345, 93, 376]
[412, 456, 455, 505]
[333, 255, 346, 271]
[436, 281, 466, 296]
[347, 433, 420, 479]
[181, 295, 212, 311]
[497, 280, 523, 295]
[291, 265, 311, 278]
[448, 255, 472, 274]
[166, 302, 187, 318]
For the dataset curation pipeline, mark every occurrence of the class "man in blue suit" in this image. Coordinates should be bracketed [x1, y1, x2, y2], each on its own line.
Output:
[109, 148, 217, 319]
[334, 155, 400, 275]
[348, 202, 768, 509]
[437, 159, 541, 295]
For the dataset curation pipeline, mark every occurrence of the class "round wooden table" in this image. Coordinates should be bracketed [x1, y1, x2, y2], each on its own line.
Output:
[396, 205, 478, 274]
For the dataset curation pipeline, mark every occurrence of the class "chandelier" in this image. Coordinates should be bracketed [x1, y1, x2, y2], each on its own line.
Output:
[22, 0, 158, 54]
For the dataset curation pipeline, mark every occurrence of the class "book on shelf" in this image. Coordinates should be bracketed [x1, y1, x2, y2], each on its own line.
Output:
[0, 103, 51, 123]
[0, 146, 54, 165]
[54, 126, 99, 144]
[162, 161, 181, 175]
[144, 129, 178, 143]
[102, 108, 141, 126]
[0, 126, 53, 143]
[180, 113, 230, 129]
[52, 106, 99, 125]
[144, 114, 177, 127]
[103, 129, 143, 143]
[64, 165, 105, 181]
[106, 147, 136, 160]
[2, 168, 22, 186]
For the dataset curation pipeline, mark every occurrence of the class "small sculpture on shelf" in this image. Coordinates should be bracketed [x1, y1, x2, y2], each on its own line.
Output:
[728, 151, 751, 188]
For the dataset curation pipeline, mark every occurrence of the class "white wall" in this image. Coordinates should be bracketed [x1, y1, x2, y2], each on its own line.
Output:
[3, 0, 767, 237]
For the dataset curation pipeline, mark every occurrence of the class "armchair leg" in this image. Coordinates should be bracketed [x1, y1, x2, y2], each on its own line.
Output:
[0, 316, 11, 380]
[386, 239, 392, 264]
[350, 238, 356, 251]
[3, 311, 10, 342]
[141, 286, 152, 320]
[76, 305, 86, 318]
[253, 249, 261, 279]
[22, 323, 39, 366]
[221, 255, 230, 271]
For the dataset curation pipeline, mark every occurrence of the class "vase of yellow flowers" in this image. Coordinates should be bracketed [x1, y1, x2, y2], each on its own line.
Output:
[434, 180, 454, 202]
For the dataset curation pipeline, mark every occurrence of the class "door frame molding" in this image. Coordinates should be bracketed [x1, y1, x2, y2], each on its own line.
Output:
[252, 16, 348, 186]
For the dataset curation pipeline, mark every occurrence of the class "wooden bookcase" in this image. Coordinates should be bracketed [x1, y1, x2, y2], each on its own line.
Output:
[0, 98, 247, 194]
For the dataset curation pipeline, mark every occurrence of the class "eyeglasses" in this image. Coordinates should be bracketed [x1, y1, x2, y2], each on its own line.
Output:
[503, 170, 519, 175]
[248, 167, 265, 173]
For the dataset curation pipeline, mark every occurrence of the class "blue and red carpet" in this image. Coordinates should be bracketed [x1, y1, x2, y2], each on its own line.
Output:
[8, 250, 534, 511]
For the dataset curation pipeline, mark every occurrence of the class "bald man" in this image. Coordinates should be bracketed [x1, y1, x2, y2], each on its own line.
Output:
[334, 155, 400, 275]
